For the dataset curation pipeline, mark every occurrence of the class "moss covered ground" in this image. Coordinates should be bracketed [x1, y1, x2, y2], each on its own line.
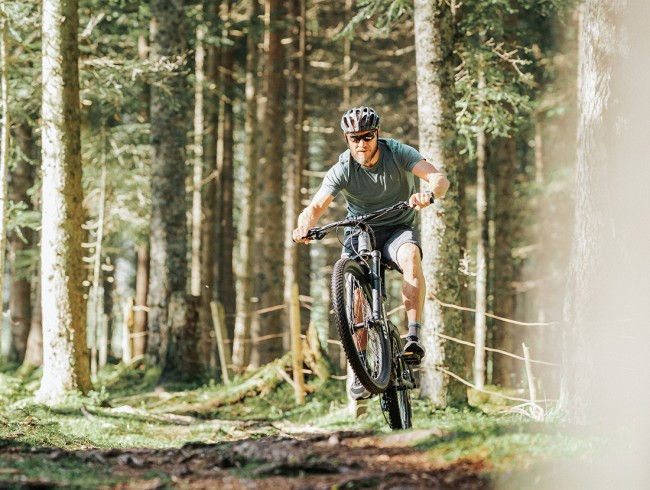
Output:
[0, 360, 596, 489]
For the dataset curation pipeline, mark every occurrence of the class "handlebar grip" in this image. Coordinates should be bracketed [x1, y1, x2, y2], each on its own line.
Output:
[293, 228, 324, 243]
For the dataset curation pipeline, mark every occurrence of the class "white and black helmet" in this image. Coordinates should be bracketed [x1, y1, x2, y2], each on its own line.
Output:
[340, 106, 381, 132]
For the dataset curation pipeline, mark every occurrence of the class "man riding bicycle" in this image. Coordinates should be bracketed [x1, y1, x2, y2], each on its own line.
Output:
[292, 106, 450, 399]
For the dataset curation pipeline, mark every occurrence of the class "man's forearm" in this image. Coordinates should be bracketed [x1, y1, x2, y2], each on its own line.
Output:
[297, 206, 318, 229]
[428, 172, 450, 198]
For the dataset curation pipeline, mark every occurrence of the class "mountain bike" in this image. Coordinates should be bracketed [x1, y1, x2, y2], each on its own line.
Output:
[301, 195, 432, 430]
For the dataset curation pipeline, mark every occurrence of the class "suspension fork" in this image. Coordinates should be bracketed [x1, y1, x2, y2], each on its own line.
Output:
[370, 250, 383, 322]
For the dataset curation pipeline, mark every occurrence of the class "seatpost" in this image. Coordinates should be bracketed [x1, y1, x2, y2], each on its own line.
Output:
[371, 250, 382, 321]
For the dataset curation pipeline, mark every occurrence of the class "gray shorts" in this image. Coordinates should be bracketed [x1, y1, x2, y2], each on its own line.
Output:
[342, 225, 421, 272]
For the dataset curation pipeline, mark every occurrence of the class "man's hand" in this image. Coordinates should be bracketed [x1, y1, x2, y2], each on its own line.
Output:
[293, 225, 311, 244]
[409, 191, 434, 211]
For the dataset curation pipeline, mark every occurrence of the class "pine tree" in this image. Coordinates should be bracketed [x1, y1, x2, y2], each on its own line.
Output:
[37, 0, 92, 402]
[414, 0, 466, 407]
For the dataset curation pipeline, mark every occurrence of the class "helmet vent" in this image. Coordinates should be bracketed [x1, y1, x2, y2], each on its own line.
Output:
[340, 106, 380, 132]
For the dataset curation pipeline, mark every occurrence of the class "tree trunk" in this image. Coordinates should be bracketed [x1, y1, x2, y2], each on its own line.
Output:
[553, 2, 650, 487]
[414, 0, 466, 407]
[491, 137, 517, 387]
[560, 0, 612, 422]
[22, 270, 42, 368]
[190, 24, 205, 298]
[146, 0, 190, 366]
[217, 0, 236, 340]
[251, 0, 286, 367]
[17, 120, 41, 368]
[0, 0, 10, 341]
[233, 0, 261, 369]
[7, 123, 36, 364]
[90, 163, 107, 376]
[283, 0, 306, 353]
[473, 129, 488, 390]
[37, 0, 92, 402]
[102, 258, 114, 361]
[159, 294, 202, 383]
[133, 244, 149, 358]
[200, 6, 222, 370]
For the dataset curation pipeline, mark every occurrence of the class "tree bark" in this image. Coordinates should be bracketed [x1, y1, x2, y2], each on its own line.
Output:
[0, 0, 10, 343]
[7, 123, 35, 364]
[251, 0, 286, 367]
[283, 0, 306, 353]
[133, 243, 149, 358]
[233, 0, 261, 369]
[560, 0, 613, 422]
[190, 24, 205, 298]
[146, 0, 190, 366]
[552, 2, 650, 487]
[200, 3, 222, 370]
[414, 0, 466, 407]
[491, 137, 518, 387]
[217, 0, 236, 340]
[159, 294, 202, 383]
[37, 0, 92, 402]
[22, 270, 42, 368]
[473, 128, 488, 389]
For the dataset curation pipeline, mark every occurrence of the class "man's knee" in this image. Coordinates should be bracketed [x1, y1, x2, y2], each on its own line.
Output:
[397, 242, 421, 273]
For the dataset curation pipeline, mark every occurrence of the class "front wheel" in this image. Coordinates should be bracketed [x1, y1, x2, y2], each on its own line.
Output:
[331, 258, 391, 394]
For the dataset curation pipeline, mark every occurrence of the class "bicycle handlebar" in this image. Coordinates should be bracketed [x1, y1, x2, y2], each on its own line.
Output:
[297, 191, 434, 242]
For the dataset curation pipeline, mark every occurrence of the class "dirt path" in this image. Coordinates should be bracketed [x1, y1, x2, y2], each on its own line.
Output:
[1, 429, 491, 489]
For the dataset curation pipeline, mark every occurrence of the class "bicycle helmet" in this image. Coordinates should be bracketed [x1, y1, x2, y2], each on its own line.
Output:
[340, 106, 381, 132]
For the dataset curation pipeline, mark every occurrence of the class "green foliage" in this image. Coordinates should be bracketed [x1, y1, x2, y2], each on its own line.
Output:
[338, 0, 413, 39]
[5, 0, 41, 121]
[6, 200, 40, 236]
[338, 0, 574, 156]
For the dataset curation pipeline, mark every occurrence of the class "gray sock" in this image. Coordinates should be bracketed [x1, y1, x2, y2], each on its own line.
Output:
[407, 322, 421, 339]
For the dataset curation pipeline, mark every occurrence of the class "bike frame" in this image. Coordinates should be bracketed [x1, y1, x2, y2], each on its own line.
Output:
[299, 197, 432, 429]
[305, 200, 414, 324]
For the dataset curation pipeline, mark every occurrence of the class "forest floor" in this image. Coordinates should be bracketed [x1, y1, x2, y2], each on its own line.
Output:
[0, 359, 594, 489]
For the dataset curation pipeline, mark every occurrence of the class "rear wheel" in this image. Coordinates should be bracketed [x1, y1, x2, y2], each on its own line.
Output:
[331, 258, 391, 394]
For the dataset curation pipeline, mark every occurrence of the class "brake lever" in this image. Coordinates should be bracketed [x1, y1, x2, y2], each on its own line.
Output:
[302, 228, 326, 241]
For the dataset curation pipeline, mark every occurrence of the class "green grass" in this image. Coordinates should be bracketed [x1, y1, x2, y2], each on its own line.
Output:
[0, 361, 597, 488]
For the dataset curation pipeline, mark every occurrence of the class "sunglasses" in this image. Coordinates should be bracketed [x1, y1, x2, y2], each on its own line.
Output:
[347, 131, 376, 143]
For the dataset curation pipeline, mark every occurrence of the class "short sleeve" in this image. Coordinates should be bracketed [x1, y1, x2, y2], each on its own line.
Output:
[321, 161, 346, 197]
[393, 141, 424, 172]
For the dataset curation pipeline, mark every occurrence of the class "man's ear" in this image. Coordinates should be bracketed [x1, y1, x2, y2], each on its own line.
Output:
[377, 128, 381, 138]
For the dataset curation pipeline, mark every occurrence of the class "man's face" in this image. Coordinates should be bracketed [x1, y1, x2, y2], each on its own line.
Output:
[346, 129, 380, 166]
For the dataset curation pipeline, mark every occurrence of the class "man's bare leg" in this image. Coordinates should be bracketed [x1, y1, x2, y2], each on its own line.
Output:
[397, 243, 425, 324]
[397, 243, 426, 362]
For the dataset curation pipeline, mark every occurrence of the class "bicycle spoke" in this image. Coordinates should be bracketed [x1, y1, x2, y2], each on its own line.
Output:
[332, 257, 391, 394]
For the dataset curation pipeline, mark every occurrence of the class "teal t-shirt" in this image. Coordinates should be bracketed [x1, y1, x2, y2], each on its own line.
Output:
[321, 138, 424, 227]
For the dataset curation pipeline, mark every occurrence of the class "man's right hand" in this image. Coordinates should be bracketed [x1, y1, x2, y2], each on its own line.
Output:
[293, 190, 334, 244]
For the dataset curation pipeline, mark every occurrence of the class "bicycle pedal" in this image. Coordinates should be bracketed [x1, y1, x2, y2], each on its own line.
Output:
[399, 352, 422, 365]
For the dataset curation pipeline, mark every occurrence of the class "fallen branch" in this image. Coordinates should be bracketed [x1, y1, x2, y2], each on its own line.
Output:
[190, 353, 292, 412]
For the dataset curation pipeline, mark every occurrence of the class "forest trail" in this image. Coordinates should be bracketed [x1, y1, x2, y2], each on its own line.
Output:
[1, 427, 489, 489]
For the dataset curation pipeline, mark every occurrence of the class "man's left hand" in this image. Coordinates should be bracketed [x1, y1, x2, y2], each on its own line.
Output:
[409, 191, 434, 211]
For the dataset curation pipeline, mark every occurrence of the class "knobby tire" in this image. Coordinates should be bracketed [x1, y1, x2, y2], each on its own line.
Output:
[331, 258, 391, 394]
[382, 329, 413, 429]
[383, 383, 412, 429]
